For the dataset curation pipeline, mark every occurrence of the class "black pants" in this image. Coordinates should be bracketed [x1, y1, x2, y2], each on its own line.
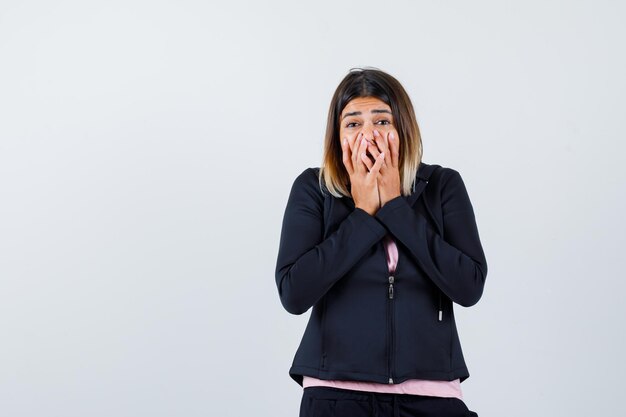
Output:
[299, 386, 479, 417]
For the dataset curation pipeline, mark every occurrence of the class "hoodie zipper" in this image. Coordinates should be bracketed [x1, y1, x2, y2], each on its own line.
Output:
[388, 272, 394, 383]
[382, 236, 396, 385]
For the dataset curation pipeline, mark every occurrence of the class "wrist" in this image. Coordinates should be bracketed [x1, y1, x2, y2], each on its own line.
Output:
[355, 205, 377, 216]
[381, 194, 402, 208]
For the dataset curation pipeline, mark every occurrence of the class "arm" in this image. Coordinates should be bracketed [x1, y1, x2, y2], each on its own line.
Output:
[374, 168, 488, 307]
[275, 168, 388, 315]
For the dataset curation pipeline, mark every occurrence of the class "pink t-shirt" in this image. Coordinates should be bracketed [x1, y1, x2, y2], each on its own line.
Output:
[303, 233, 463, 400]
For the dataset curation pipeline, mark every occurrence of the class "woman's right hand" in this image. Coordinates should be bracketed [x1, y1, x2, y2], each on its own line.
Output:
[341, 132, 386, 216]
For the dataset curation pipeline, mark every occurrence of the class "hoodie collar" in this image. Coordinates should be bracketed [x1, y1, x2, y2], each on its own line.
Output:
[406, 161, 438, 206]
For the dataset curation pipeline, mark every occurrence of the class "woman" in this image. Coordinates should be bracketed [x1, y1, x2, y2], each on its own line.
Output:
[275, 68, 487, 417]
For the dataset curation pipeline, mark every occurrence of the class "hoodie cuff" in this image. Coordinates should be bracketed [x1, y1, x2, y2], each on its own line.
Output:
[352, 206, 388, 237]
[374, 195, 407, 224]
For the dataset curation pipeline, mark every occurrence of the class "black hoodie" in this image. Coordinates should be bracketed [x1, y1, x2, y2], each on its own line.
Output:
[275, 161, 488, 386]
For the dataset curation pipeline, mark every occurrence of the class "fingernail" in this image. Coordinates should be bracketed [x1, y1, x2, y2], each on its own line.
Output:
[374, 130, 379, 136]
[389, 132, 394, 140]
[380, 152, 385, 158]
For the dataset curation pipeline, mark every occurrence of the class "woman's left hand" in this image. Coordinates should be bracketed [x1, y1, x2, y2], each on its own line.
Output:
[367, 129, 401, 207]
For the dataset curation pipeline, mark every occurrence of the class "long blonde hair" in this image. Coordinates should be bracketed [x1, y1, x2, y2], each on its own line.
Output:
[319, 67, 423, 198]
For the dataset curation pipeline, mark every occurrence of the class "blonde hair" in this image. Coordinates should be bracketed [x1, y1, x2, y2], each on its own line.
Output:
[319, 67, 423, 198]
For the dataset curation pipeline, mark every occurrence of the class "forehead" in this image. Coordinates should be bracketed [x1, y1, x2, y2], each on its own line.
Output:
[341, 97, 390, 114]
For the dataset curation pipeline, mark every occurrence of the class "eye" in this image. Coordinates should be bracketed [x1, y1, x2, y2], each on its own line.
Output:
[345, 122, 359, 128]
[376, 119, 391, 126]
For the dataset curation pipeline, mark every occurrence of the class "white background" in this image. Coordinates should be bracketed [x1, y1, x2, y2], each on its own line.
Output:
[1, 1, 624, 416]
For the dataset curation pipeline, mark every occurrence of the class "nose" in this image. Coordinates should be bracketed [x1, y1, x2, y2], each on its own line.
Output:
[359, 126, 375, 143]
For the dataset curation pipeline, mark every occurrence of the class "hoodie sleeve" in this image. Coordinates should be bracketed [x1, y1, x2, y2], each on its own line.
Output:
[374, 168, 488, 307]
[275, 168, 388, 315]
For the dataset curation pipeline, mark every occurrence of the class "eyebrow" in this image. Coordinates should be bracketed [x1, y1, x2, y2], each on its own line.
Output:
[341, 109, 392, 120]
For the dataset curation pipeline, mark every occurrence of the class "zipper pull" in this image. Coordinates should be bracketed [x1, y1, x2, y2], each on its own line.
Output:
[389, 377, 394, 384]
[438, 291, 443, 321]
[388, 275, 394, 299]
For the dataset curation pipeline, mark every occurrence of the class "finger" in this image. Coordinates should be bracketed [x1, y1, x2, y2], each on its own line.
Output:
[366, 141, 387, 172]
[341, 136, 354, 174]
[356, 134, 370, 173]
[372, 130, 390, 171]
[348, 132, 359, 155]
[360, 150, 373, 171]
[352, 132, 364, 172]
[389, 130, 400, 168]
[369, 151, 386, 177]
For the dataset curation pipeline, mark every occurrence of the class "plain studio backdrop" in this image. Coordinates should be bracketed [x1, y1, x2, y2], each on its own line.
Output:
[1, 1, 624, 416]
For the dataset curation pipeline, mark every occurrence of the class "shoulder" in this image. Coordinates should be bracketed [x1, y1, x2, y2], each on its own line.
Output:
[440, 165, 463, 184]
[425, 164, 475, 208]
[288, 167, 325, 205]
[421, 163, 472, 205]
[420, 161, 462, 187]
[293, 167, 321, 188]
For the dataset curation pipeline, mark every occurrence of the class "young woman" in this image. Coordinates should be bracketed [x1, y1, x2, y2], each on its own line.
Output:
[275, 68, 487, 417]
